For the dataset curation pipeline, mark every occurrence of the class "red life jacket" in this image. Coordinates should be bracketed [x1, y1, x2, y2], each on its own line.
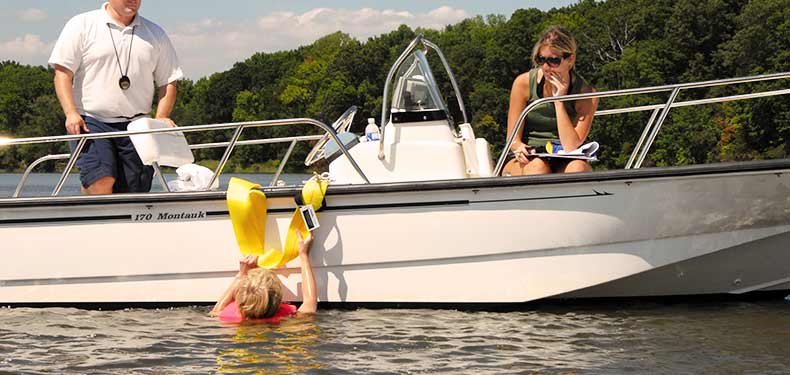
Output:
[218, 301, 297, 323]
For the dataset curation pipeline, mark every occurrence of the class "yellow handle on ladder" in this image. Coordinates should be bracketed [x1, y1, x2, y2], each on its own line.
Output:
[226, 176, 328, 268]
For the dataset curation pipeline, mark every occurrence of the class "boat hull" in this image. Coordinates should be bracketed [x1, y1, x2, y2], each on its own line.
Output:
[2, 161, 789, 305]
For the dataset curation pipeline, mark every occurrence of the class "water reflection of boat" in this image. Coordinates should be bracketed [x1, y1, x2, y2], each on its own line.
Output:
[1, 36, 789, 305]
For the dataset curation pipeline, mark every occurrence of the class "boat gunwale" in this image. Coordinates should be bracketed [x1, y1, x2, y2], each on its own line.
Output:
[1, 158, 788, 209]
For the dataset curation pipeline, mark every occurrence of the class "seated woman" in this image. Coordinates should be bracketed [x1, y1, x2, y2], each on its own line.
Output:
[503, 25, 599, 176]
[211, 233, 317, 322]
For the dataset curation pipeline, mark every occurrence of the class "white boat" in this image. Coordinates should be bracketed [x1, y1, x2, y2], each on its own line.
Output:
[1, 36, 789, 306]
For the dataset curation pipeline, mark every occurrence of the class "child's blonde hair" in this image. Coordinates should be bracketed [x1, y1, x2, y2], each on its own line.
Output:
[234, 268, 282, 319]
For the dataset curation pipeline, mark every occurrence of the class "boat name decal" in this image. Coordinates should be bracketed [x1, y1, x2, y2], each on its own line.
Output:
[132, 209, 207, 222]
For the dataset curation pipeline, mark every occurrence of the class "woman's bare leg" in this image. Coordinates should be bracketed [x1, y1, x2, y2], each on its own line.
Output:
[561, 159, 592, 173]
[523, 158, 552, 175]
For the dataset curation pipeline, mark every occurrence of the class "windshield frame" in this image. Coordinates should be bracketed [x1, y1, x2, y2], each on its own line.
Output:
[389, 50, 447, 114]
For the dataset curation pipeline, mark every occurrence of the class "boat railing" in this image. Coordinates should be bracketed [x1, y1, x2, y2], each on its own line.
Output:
[494, 71, 790, 176]
[2, 117, 370, 197]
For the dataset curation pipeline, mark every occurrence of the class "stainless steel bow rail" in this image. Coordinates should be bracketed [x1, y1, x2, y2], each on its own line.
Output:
[1, 117, 370, 197]
[494, 71, 790, 176]
[2, 70, 788, 197]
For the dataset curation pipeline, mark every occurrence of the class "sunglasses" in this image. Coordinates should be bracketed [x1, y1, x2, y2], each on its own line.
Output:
[535, 53, 571, 67]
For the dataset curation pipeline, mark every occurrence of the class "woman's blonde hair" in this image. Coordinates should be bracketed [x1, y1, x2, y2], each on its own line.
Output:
[235, 268, 283, 319]
[531, 25, 577, 69]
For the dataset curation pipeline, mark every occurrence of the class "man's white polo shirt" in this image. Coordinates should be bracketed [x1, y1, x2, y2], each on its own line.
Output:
[49, 3, 184, 123]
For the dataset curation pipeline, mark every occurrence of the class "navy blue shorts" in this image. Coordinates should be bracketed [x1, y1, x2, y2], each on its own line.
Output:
[70, 116, 153, 193]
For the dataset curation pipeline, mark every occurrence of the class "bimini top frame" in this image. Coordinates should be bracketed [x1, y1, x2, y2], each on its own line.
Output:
[379, 35, 468, 158]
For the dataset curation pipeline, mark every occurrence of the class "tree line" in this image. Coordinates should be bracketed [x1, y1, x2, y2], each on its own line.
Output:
[1, 0, 788, 173]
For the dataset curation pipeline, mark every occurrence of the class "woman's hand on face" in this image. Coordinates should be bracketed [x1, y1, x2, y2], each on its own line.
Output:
[547, 72, 569, 96]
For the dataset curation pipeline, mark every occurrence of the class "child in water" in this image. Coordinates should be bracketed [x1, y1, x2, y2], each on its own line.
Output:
[211, 233, 317, 321]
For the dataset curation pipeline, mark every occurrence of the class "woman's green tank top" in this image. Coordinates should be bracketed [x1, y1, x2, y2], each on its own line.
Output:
[522, 68, 586, 148]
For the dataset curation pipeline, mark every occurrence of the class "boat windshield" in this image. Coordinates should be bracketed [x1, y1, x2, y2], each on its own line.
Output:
[390, 50, 446, 113]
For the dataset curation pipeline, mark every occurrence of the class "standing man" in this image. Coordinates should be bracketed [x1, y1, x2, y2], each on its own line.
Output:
[49, 0, 183, 194]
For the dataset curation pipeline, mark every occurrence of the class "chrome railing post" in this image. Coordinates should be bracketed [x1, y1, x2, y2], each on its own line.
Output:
[13, 154, 70, 197]
[207, 125, 245, 190]
[635, 88, 682, 169]
[270, 140, 297, 187]
[423, 39, 468, 124]
[152, 161, 171, 192]
[625, 108, 661, 170]
[53, 139, 86, 196]
[494, 100, 544, 175]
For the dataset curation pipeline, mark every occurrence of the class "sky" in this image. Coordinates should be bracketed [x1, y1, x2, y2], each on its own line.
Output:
[0, 1, 577, 80]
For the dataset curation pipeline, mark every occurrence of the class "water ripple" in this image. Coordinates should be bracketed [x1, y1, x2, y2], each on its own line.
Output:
[0, 301, 788, 374]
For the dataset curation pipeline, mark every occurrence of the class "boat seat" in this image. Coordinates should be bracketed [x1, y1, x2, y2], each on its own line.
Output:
[458, 123, 493, 177]
[128, 118, 197, 192]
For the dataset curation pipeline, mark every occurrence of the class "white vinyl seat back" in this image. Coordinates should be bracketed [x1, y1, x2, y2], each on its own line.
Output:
[128, 118, 194, 167]
[458, 123, 494, 178]
[475, 138, 494, 177]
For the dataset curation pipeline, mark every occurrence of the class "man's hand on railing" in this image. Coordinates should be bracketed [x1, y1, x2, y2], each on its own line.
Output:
[65, 112, 88, 135]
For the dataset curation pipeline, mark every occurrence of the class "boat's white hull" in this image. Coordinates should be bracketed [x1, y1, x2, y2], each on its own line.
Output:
[2, 163, 789, 304]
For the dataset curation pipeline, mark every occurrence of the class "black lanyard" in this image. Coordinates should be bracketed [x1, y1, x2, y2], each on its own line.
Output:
[107, 24, 136, 90]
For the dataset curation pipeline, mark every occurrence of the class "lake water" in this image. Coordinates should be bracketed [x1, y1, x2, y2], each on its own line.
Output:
[1, 300, 789, 374]
[1, 175, 789, 374]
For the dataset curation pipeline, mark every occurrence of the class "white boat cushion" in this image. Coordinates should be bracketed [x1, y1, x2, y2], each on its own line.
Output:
[128, 118, 194, 167]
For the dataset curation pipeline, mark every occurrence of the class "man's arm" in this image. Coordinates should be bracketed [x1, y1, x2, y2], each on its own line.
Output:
[53, 64, 88, 135]
[155, 81, 178, 127]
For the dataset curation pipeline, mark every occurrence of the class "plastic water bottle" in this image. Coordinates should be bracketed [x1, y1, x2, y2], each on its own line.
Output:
[365, 118, 380, 141]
